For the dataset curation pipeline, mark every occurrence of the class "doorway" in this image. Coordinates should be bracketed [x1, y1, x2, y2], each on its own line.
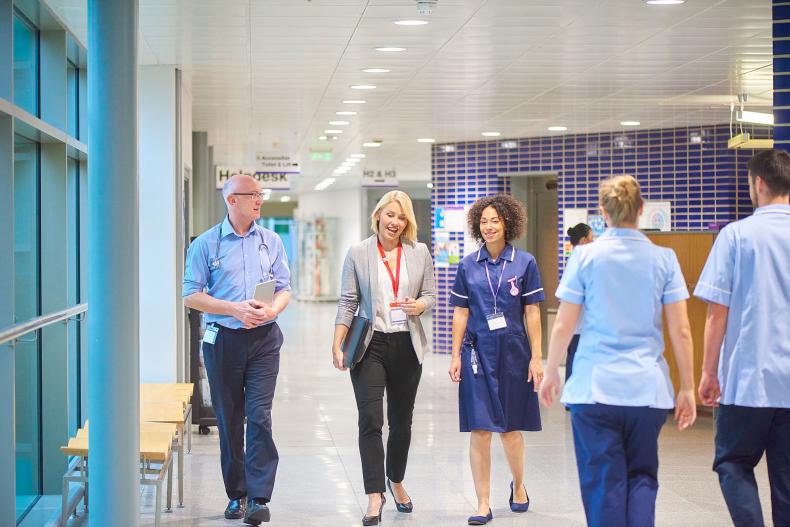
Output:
[508, 174, 558, 358]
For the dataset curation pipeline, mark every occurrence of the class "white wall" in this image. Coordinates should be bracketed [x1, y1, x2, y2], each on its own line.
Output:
[139, 65, 178, 382]
[295, 187, 364, 297]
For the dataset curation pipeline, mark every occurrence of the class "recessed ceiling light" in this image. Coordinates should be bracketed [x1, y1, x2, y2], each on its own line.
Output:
[346, 158, 360, 163]
[328, 120, 349, 126]
[351, 84, 376, 90]
[319, 135, 328, 141]
[426, 182, 434, 189]
[343, 100, 366, 104]
[336, 111, 357, 116]
[351, 154, 366, 158]
[280, 196, 291, 203]
[324, 129, 343, 134]
[315, 177, 336, 191]
[620, 121, 640, 126]
[417, 138, 436, 143]
[363, 142, 382, 148]
[394, 20, 429, 26]
[548, 126, 567, 132]
[646, 0, 684, 4]
[482, 131, 501, 137]
[376, 47, 406, 52]
[363, 68, 390, 73]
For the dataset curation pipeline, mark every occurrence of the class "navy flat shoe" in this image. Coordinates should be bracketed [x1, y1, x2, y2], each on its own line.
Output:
[467, 509, 493, 525]
[387, 478, 413, 513]
[509, 481, 530, 512]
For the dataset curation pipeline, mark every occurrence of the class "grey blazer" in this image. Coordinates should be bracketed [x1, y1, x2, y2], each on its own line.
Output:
[335, 235, 436, 364]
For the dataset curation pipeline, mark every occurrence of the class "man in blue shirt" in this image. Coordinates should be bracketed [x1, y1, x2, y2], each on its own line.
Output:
[695, 148, 790, 527]
[183, 174, 291, 525]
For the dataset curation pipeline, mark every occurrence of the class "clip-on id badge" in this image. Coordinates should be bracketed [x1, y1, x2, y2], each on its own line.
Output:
[486, 312, 507, 331]
[203, 324, 219, 345]
[389, 302, 408, 324]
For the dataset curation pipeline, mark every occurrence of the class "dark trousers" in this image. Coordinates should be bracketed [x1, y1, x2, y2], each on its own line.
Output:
[565, 334, 580, 381]
[570, 404, 667, 527]
[714, 405, 790, 527]
[203, 322, 283, 502]
[350, 331, 422, 494]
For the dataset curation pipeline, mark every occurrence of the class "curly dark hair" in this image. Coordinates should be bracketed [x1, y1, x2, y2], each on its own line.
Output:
[467, 194, 527, 244]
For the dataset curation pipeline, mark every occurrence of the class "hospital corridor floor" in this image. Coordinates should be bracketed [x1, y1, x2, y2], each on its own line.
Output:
[48, 302, 772, 527]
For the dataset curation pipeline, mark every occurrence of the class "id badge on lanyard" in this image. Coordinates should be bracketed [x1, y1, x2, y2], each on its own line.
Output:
[378, 241, 406, 325]
[484, 258, 508, 331]
[203, 324, 219, 345]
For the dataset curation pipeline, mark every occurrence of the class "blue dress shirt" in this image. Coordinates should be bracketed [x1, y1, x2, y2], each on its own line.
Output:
[694, 204, 790, 408]
[183, 217, 291, 329]
[556, 228, 689, 409]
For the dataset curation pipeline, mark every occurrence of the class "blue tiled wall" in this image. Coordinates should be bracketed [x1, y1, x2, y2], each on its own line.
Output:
[431, 123, 763, 353]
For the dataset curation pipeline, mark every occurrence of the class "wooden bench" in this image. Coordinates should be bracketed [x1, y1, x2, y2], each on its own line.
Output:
[60, 422, 177, 527]
[141, 400, 191, 508]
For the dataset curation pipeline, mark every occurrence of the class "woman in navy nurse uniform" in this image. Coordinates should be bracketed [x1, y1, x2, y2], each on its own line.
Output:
[540, 175, 697, 527]
[448, 194, 544, 526]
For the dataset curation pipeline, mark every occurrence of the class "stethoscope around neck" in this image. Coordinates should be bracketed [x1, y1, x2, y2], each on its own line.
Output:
[209, 220, 274, 280]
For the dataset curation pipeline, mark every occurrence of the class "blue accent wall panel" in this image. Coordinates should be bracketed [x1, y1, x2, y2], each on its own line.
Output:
[429, 123, 762, 353]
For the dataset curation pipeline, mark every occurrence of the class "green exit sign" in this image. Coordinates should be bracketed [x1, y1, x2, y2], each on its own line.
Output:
[310, 151, 333, 161]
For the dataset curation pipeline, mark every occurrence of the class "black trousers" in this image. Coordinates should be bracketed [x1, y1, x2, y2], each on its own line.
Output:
[350, 331, 422, 494]
[203, 322, 283, 502]
[714, 405, 790, 527]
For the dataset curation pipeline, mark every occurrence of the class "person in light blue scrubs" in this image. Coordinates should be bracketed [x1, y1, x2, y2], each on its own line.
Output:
[449, 194, 544, 526]
[564, 222, 594, 383]
[694, 148, 790, 527]
[540, 175, 697, 527]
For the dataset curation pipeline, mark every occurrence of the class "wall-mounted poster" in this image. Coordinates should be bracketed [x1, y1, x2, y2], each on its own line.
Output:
[588, 215, 606, 238]
[639, 201, 672, 232]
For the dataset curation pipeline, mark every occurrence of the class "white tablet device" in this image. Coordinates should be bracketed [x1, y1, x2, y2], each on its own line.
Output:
[253, 279, 276, 305]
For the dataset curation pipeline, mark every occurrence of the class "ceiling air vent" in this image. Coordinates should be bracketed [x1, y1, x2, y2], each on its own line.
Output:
[416, 0, 437, 15]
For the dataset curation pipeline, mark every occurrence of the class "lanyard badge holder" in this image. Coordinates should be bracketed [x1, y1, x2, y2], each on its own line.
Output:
[484, 259, 508, 331]
[378, 241, 407, 325]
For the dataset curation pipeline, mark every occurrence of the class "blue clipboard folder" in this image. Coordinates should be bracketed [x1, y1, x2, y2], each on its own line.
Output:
[342, 316, 371, 369]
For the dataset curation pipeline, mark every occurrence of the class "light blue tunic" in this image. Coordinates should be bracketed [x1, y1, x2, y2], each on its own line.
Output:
[183, 217, 291, 329]
[694, 204, 790, 408]
[556, 228, 689, 409]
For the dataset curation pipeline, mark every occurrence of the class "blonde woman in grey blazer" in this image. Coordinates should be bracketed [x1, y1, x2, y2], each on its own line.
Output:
[332, 190, 436, 526]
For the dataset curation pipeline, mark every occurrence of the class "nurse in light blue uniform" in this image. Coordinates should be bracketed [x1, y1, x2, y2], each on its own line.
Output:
[694, 149, 790, 527]
[540, 175, 697, 527]
[449, 194, 544, 526]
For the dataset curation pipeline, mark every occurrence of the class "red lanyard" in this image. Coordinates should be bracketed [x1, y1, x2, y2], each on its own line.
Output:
[377, 240, 402, 298]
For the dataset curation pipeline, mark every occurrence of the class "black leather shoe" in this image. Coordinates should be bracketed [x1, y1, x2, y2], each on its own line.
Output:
[224, 498, 246, 519]
[362, 493, 385, 526]
[387, 479, 413, 513]
[244, 499, 271, 525]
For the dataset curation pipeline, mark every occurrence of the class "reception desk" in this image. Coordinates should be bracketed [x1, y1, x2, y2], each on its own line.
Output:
[646, 231, 716, 405]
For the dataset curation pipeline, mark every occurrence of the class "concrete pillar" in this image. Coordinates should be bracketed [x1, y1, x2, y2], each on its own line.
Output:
[87, 0, 140, 523]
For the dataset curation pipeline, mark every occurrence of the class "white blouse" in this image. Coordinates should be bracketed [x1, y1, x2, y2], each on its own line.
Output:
[373, 249, 410, 333]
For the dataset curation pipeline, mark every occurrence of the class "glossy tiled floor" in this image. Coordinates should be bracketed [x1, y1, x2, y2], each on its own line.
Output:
[48, 302, 773, 526]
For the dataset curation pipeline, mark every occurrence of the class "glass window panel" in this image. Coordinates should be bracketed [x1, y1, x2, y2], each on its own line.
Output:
[13, 14, 39, 116]
[67, 62, 78, 139]
[14, 137, 41, 520]
[67, 158, 80, 435]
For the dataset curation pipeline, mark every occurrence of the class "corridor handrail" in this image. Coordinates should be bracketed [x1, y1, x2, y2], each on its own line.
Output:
[0, 303, 88, 347]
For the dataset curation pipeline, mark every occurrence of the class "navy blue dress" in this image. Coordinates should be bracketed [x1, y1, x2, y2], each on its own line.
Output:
[450, 244, 545, 432]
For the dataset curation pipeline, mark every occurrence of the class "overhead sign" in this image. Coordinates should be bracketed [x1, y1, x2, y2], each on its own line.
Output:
[362, 168, 398, 188]
[256, 154, 300, 173]
[215, 166, 290, 190]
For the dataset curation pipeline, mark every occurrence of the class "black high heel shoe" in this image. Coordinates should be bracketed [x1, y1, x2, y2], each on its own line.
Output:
[362, 493, 386, 526]
[387, 478, 414, 513]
